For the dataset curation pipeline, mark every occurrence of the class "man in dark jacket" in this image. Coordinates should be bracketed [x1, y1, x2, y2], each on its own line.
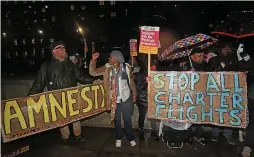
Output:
[28, 41, 93, 146]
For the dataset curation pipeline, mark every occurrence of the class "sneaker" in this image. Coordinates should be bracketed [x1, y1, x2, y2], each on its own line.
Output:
[224, 135, 236, 145]
[193, 136, 207, 145]
[151, 130, 160, 142]
[130, 140, 136, 147]
[76, 135, 86, 142]
[211, 134, 219, 142]
[116, 140, 121, 148]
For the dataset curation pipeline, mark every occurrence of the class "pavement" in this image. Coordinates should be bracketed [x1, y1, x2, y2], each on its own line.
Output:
[1, 127, 253, 157]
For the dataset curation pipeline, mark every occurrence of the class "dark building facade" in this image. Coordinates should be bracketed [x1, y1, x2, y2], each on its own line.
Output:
[2, 1, 252, 75]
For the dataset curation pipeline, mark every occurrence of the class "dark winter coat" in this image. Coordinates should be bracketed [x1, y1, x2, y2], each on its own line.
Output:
[28, 57, 93, 95]
[134, 69, 148, 107]
[134, 54, 157, 107]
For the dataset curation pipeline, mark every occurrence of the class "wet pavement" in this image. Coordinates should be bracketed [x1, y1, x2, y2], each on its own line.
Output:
[1, 127, 252, 157]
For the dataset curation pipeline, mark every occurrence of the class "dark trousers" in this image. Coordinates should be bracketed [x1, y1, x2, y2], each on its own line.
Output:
[114, 97, 134, 141]
[245, 98, 254, 148]
[137, 105, 157, 131]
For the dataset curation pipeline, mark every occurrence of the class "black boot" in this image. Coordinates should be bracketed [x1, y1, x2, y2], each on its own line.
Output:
[62, 138, 69, 148]
[139, 127, 145, 141]
[151, 130, 160, 142]
[186, 138, 193, 145]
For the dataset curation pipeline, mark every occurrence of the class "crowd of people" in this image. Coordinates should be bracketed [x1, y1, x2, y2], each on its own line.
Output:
[28, 37, 254, 157]
[133, 40, 254, 157]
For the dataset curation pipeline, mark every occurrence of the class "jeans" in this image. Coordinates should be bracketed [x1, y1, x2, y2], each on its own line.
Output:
[212, 127, 232, 138]
[137, 105, 157, 131]
[114, 97, 134, 141]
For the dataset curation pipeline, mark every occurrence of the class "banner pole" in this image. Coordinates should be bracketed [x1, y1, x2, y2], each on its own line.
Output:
[148, 49, 151, 95]
[131, 56, 134, 67]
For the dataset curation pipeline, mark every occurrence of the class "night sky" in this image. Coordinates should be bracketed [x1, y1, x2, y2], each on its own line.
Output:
[1, 1, 254, 75]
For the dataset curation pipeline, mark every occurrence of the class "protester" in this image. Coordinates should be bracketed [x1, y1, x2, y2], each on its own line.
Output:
[238, 47, 254, 157]
[147, 48, 209, 146]
[28, 41, 93, 147]
[69, 53, 83, 68]
[209, 42, 238, 71]
[89, 51, 137, 148]
[209, 43, 238, 145]
[178, 48, 209, 145]
[240, 82, 254, 157]
[135, 53, 160, 141]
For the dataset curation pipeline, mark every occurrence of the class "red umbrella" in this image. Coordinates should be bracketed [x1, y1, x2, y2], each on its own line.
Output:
[211, 12, 254, 39]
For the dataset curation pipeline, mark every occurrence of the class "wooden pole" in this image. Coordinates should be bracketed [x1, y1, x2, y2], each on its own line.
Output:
[131, 56, 134, 67]
[147, 49, 151, 94]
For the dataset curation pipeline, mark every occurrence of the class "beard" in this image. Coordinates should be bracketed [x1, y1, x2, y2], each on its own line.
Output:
[53, 51, 68, 61]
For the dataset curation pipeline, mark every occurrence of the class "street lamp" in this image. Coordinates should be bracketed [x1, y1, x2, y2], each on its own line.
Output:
[76, 25, 88, 69]
[2, 32, 6, 37]
[38, 29, 43, 34]
[78, 27, 83, 34]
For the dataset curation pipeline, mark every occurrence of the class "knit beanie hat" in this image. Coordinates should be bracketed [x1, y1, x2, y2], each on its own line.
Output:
[110, 50, 125, 63]
[49, 41, 65, 52]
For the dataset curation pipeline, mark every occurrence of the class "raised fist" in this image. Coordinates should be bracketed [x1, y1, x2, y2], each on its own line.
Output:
[92, 52, 100, 60]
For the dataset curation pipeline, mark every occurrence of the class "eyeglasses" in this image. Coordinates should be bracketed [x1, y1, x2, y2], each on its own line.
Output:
[54, 46, 65, 50]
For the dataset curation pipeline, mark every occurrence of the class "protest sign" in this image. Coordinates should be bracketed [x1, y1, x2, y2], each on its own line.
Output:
[1, 83, 106, 143]
[129, 39, 138, 56]
[139, 26, 160, 54]
[148, 71, 247, 128]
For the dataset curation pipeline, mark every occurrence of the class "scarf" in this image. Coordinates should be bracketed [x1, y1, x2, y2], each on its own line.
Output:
[110, 67, 118, 123]
[110, 64, 130, 123]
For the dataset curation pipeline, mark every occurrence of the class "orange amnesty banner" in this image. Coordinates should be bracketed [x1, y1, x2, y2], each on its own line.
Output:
[1, 83, 106, 143]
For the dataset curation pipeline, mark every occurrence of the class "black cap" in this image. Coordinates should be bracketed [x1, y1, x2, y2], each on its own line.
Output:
[49, 41, 65, 52]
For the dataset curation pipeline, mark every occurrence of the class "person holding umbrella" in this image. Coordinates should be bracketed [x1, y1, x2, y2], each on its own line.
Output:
[146, 47, 210, 146]
[179, 48, 210, 145]
[154, 34, 218, 146]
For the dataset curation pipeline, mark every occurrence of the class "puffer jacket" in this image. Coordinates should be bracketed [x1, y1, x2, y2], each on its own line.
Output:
[28, 57, 93, 95]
